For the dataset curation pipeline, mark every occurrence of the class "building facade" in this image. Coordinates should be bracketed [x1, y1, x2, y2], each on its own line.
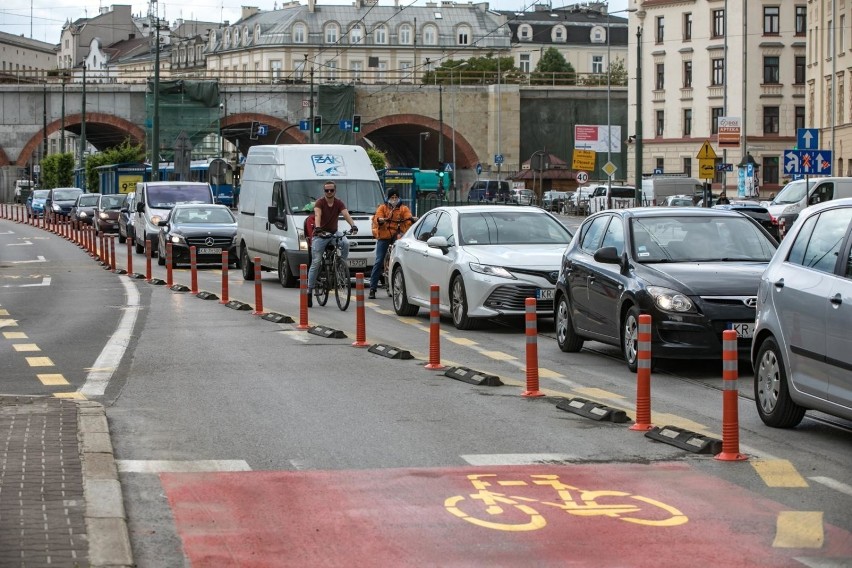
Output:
[0, 31, 56, 79]
[57, 5, 141, 70]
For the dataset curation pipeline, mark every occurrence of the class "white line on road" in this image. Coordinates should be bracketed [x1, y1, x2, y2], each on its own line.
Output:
[9, 255, 46, 263]
[8, 240, 33, 246]
[2, 276, 51, 288]
[461, 454, 578, 466]
[808, 476, 852, 497]
[116, 460, 252, 473]
[80, 277, 140, 397]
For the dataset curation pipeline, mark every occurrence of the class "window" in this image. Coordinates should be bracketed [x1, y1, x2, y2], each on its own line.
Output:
[795, 106, 806, 130]
[764, 6, 780, 35]
[579, 216, 609, 252]
[712, 58, 725, 86]
[350, 25, 363, 44]
[683, 13, 692, 41]
[592, 55, 604, 74]
[270, 59, 282, 81]
[712, 9, 725, 38]
[293, 23, 306, 43]
[656, 16, 665, 43]
[762, 156, 779, 185]
[519, 24, 532, 41]
[399, 24, 411, 45]
[683, 60, 692, 88]
[600, 217, 625, 256]
[841, 15, 846, 52]
[797, 208, 851, 273]
[683, 157, 692, 177]
[292, 59, 304, 81]
[350, 60, 362, 81]
[795, 6, 807, 35]
[553, 25, 566, 42]
[457, 25, 470, 45]
[519, 53, 530, 73]
[325, 24, 339, 44]
[656, 63, 665, 90]
[795, 56, 806, 84]
[683, 109, 692, 136]
[763, 56, 780, 84]
[373, 25, 387, 45]
[656, 157, 664, 171]
[711, 107, 723, 134]
[423, 25, 437, 45]
[656, 110, 665, 137]
[763, 106, 780, 134]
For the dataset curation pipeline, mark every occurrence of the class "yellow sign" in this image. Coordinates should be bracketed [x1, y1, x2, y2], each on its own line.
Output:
[698, 159, 716, 179]
[602, 161, 617, 178]
[572, 149, 596, 171]
[118, 174, 143, 194]
[696, 140, 718, 160]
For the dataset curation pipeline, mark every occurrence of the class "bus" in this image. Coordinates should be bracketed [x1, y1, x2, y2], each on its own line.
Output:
[158, 158, 235, 206]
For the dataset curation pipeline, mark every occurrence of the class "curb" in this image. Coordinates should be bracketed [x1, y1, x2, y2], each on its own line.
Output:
[76, 400, 135, 567]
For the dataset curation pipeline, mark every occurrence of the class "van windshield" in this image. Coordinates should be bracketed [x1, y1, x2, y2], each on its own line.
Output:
[146, 185, 212, 208]
[771, 180, 814, 205]
[285, 179, 385, 214]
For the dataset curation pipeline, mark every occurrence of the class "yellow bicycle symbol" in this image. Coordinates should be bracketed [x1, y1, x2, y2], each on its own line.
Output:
[445, 474, 688, 532]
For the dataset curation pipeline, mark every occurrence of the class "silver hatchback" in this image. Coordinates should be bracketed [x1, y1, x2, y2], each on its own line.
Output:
[752, 197, 852, 427]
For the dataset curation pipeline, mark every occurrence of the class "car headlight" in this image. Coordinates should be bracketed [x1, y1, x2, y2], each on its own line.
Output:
[150, 215, 162, 225]
[469, 263, 516, 279]
[296, 228, 308, 251]
[647, 286, 695, 313]
[99, 212, 109, 219]
[79, 211, 88, 218]
[52, 203, 60, 211]
[170, 234, 185, 244]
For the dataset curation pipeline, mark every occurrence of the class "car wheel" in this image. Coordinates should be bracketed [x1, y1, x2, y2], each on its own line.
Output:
[555, 294, 584, 352]
[278, 250, 297, 288]
[391, 267, 418, 317]
[622, 306, 642, 373]
[754, 337, 806, 428]
[451, 275, 479, 330]
[240, 246, 255, 281]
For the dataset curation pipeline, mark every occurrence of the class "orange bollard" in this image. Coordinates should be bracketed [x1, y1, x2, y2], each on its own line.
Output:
[166, 242, 174, 287]
[190, 246, 199, 294]
[109, 235, 116, 271]
[100, 233, 107, 264]
[127, 237, 134, 275]
[252, 256, 265, 315]
[352, 273, 369, 347]
[522, 297, 544, 397]
[715, 330, 748, 461]
[630, 314, 655, 431]
[145, 239, 152, 282]
[220, 251, 230, 304]
[298, 263, 309, 329]
[424, 284, 445, 370]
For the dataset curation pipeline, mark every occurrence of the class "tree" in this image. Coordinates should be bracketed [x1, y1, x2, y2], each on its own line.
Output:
[84, 139, 146, 192]
[421, 54, 516, 85]
[532, 48, 576, 85]
[40, 153, 75, 189]
[366, 147, 387, 170]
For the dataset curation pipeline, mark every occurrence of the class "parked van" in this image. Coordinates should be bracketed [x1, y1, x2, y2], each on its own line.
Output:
[236, 144, 385, 287]
[641, 176, 703, 206]
[587, 184, 638, 214]
[767, 177, 852, 236]
[14, 179, 35, 204]
[466, 179, 511, 202]
[134, 181, 214, 254]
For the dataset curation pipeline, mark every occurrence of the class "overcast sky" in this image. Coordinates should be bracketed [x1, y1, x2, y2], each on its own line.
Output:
[1, 0, 629, 46]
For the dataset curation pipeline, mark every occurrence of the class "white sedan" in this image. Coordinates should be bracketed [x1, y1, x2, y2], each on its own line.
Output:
[388, 205, 574, 329]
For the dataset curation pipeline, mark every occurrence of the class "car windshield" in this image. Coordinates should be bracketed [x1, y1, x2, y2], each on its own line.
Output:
[147, 185, 212, 208]
[630, 216, 776, 263]
[100, 195, 125, 209]
[172, 207, 235, 224]
[78, 195, 99, 206]
[771, 180, 814, 205]
[459, 211, 572, 245]
[53, 189, 82, 200]
[284, 179, 385, 215]
[32, 190, 49, 199]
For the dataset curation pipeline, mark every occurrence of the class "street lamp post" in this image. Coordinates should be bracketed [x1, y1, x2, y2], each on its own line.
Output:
[606, 6, 637, 209]
[418, 132, 430, 169]
[450, 61, 467, 200]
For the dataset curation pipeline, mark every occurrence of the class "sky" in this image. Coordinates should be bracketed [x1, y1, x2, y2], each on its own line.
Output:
[0, 0, 629, 46]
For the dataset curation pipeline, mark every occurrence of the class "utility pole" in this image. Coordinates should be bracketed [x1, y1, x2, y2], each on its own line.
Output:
[308, 54, 315, 144]
[634, 26, 643, 206]
[438, 83, 444, 168]
[42, 84, 47, 158]
[60, 73, 66, 153]
[79, 64, 87, 188]
[151, 0, 161, 181]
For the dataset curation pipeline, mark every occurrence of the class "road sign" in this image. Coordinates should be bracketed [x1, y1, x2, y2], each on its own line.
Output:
[575, 125, 621, 153]
[797, 128, 819, 150]
[33, 165, 40, 174]
[444, 163, 454, 172]
[716, 163, 733, 171]
[718, 117, 741, 147]
[784, 149, 832, 175]
[602, 161, 617, 178]
[494, 154, 504, 164]
[302, 100, 310, 107]
[698, 159, 715, 180]
[576, 171, 589, 184]
[475, 163, 482, 175]
[696, 140, 717, 160]
[339, 119, 352, 131]
[572, 149, 595, 171]
[257, 124, 268, 137]
[299, 120, 310, 131]
[653, 167, 664, 175]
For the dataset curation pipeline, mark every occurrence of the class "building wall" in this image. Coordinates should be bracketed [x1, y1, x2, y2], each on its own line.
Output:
[0, 32, 56, 77]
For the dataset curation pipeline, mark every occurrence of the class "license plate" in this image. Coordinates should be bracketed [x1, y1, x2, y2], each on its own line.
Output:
[536, 288, 556, 300]
[729, 321, 755, 338]
[198, 247, 222, 255]
[348, 258, 367, 268]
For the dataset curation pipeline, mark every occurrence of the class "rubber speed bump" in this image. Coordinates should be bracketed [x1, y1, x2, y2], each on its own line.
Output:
[644, 425, 722, 454]
[262, 312, 295, 324]
[148, 278, 166, 286]
[128, 273, 146, 280]
[225, 300, 252, 311]
[196, 291, 219, 301]
[169, 283, 190, 292]
[368, 344, 413, 359]
[444, 366, 503, 386]
[114, 268, 127, 275]
[308, 325, 347, 339]
[556, 397, 630, 423]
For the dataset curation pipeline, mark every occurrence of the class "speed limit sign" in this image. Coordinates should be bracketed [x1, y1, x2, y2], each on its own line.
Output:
[576, 171, 589, 184]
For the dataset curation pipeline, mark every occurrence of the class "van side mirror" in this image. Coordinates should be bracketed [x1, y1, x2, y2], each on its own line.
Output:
[136, 201, 144, 213]
[267, 206, 287, 229]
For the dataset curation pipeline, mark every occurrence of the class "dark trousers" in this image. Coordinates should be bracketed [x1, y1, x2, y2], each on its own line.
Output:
[369, 238, 392, 291]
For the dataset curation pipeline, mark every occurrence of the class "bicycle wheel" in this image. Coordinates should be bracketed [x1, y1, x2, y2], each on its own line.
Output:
[316, 259, 330, 306]
[383, 244, 394, 297]
[334, 256, 351, 311]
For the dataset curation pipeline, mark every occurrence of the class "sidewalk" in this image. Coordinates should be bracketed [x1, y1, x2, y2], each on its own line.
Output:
[0, 395, 133, 567]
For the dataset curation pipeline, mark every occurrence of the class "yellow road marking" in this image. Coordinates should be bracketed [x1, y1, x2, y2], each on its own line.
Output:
[447, 337, 477, 346]
[25, 356, 54, 367]
[480, 350, 517, 361]
[3, 332, 27, 339]
[0, 319, 18, 328]
[773, 511, 824, 548]
[53, 392, 86, 400]
[538, 368, 563, 378]
[0, 309, 9, 316]
[752, 459, 809, 488]
[38, 374, 69, 385]
[575, 387, 626, 399]
[13, 343, 40, 352]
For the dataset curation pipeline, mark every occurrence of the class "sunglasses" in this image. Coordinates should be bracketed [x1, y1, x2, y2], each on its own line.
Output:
[324, 188, 336, 193]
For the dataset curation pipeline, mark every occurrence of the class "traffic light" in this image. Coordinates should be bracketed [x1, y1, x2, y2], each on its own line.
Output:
[437, 166, 445, 190]
[352, 114, 361, 133]
[249, 121, 259, 140]
[313, 115, 322, 134]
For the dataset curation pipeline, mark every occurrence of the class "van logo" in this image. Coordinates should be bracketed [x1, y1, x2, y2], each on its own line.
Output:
[311, 154, 347, 176]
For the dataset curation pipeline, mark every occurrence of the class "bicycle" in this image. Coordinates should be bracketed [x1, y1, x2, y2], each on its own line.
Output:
[313, 229, 353, 310]
[381, 216, 415, 297]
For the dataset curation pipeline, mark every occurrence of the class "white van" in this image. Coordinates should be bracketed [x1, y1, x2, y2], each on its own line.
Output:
[236, 144, 384, 286]
[767, 177, 852, 236]
[134, 181, 214, 255]
[642, 176, 703, 206]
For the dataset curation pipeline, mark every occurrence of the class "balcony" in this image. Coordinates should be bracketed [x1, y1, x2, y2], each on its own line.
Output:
[760, 83, 783, 97]
[708, 85, 724, 99]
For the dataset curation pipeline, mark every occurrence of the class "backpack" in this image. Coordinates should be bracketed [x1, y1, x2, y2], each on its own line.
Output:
[304, 213, 316, 246]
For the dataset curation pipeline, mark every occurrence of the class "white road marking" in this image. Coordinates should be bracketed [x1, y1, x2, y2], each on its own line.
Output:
[461, 454, 577, 466]
[116, 460, 252, 473]
[2, 276, 51, 288]
[9, 255, 46, 263]
[794, 557, 852, 567]
[808, 476, 852, 497]
[80, 277, 140, 397]
[8, 240, 33, 246]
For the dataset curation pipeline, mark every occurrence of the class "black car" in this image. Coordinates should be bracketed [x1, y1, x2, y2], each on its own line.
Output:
[712, 201, 781, 241]
[157, 204, 238, 268]
[554, 208, 778, 371]
[46, 187, 84, 218]
[70, 193, 101, 225]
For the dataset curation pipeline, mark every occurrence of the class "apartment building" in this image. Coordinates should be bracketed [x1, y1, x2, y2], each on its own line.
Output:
[0, 31, 56, 78]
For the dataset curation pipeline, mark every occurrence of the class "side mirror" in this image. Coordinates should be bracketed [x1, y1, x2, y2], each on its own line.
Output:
[157, 220, 168, 227]
[267, 206, 287, 229]
[136, 201, 144, 213]
[426, 235, 450, 254]
[593, 246, 621, 264]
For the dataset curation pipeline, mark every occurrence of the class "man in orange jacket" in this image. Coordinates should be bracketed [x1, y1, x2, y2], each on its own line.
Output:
[369, 188, 415, 298]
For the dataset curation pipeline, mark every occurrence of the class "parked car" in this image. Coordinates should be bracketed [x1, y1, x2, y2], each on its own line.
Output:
[466, 180, 511, 203]
[751, 198, 852, 428]
[388, 205, 574, 329]
[45, 187, 84, 218]
[70, 193, 100, 225]
[93, 193, 125, 233]
[542, 191, 569, 212]
[660, 195, 695, 207]
[554, 208, 778, 371]
[118, 192, 136, 244]
[588, 185, 638, 214]
[510, 188, 535, 205]
[26, 189, 50, 217]
[156, 204, 238, 268]
[713, 200, 781, 241]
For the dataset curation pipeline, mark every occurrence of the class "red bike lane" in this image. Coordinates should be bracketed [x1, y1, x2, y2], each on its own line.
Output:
[161, 462, 852, 567]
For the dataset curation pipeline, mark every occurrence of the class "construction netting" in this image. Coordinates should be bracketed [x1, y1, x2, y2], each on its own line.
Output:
[145, 80, 220, 162]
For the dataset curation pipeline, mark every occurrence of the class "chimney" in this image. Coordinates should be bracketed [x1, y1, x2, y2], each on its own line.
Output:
[241, 6, 261, 19]
[308, 0, 316, 12]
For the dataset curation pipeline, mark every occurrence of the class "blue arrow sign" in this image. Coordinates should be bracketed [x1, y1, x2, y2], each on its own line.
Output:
[339, 119, 352, 131]
[494, 154, 504, 164]
[299, 120, 310, 131]
[257, 124, 268, 137]
[783, 149, 832, 175]
[475, 163, 482, 175]
[797, 128, 819, 150]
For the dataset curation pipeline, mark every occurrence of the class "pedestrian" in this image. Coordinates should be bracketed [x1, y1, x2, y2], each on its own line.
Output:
[369, 188, 415, 299]
[717, 193, 730, 205]
[307, 181, 358, 307]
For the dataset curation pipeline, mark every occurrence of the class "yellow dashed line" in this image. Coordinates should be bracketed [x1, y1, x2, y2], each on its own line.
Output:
[537, 368, 564, 378]
[649, 414, 710, 434]
[0, 309, 9, 316]
[773, 511, 824, 548]
[13, 343, 41, 352]
[447, 337, 477, 346]
[480, 350, 518, 361]
[37, 374, 69, 386]
[3, 332, 27, 339]
[0, 319, 18, 328]
[574, 387, 626, 399]
[25, 356, 54, 367]
[752, 459, 809, 488]
[53, 392, 86, 400]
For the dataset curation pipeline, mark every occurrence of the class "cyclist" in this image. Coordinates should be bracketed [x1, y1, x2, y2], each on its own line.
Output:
[369, 188, 415, 299]
[307, 181, 358, 307]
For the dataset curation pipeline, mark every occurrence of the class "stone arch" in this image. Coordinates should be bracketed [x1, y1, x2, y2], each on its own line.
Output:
[0, 147, 10, 167]
[360, 113, 479, 168]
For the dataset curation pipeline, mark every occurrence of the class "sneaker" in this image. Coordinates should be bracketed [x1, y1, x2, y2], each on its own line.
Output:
[368, 289, 376, 299]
